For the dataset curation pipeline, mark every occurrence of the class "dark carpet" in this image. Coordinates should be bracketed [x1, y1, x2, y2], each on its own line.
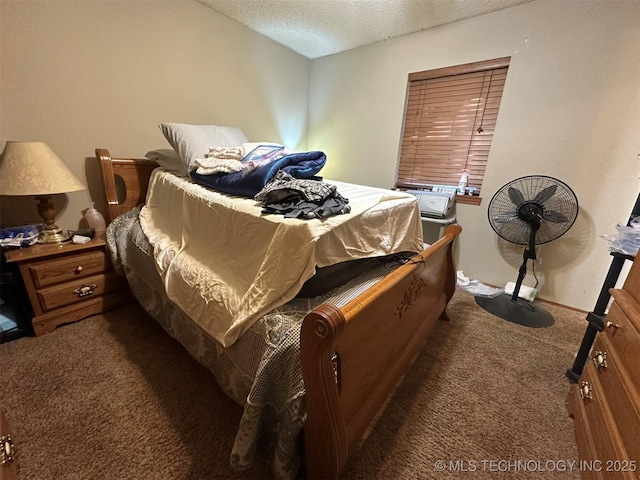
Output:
[0, 290, 586, 479]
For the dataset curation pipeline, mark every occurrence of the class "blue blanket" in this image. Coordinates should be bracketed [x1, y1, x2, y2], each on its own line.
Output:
[190, 150, 326, 198]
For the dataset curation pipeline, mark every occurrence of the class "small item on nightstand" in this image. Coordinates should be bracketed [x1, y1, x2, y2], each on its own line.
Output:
[84, 203, 106, 235]
[72, 235, 91, 245]
[0, 225, 39, 248]
[69, 228, 94, 239]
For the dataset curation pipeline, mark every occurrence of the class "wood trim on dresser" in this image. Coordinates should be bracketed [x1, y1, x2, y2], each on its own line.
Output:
[0, 408, 18, 480]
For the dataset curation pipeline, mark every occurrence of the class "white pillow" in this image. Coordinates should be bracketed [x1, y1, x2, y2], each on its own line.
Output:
[159, 123, 249, 175]
[144, 149, 184, 176]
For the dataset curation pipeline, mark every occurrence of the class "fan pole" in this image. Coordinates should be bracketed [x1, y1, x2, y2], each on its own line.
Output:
[511, 220, 539, 301]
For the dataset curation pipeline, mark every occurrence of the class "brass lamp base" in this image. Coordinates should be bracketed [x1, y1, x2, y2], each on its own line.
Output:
[37, 228, 71, 244]
[34, 195, 71, 244]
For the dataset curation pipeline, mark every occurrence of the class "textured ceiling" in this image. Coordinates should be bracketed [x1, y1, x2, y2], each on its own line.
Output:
[197, 0, 532, 59]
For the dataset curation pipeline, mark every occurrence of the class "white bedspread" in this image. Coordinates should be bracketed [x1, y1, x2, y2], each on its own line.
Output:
[139, 169, 423, 347]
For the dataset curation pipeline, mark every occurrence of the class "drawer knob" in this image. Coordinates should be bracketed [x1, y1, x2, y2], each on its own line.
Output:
[580, 381, 593, 400]
[606, 321, 620, 329]
[1, 433, 15, 465]
[593, 350, 608, 369]
[74, 284, 97, 298]
[75, 265, 84, 273]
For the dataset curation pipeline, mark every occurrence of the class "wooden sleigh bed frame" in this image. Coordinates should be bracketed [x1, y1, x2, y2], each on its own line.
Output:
[96, 147, 461, 479]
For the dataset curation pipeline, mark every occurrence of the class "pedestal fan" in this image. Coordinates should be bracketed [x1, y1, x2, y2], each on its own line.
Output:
[475, 175, 579, 327]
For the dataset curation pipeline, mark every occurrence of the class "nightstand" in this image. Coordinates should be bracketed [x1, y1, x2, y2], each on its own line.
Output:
[2, 237, 127, 335]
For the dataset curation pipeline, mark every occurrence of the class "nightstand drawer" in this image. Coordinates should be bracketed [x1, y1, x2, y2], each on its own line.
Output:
[28, 251, 110, 289]
[36, 273, 123, 312]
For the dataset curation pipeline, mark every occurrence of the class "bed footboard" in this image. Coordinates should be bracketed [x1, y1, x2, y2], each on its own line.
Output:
[300, 223, 461, 479]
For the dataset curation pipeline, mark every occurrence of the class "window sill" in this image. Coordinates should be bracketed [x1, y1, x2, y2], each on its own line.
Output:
[456, 195, 482, 206]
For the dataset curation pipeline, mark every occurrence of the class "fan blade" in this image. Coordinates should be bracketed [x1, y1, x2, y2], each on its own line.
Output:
[533, 184, 557, 204]
[507, 187, 525, 206]
[492, 212, 519, 224]
[544, 209, 569, 223]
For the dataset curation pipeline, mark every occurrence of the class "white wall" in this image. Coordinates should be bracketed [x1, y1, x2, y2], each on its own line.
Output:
[308, 0, 640, 311]
[0, 0, 310, 229]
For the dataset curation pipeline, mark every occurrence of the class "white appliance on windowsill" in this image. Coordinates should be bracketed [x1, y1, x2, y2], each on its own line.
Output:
[406, 188, 455, 219]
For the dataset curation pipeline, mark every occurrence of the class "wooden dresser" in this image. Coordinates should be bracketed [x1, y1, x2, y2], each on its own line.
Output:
[3, 237, 127, 335]
[0, 408, 17, 480]
[566, 258, 640, 479]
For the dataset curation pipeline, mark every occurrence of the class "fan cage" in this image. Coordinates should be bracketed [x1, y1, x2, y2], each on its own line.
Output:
[488, 175, 579, 245]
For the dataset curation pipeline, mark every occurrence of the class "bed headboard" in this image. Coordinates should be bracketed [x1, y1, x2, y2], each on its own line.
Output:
[96, 148, 159, 223]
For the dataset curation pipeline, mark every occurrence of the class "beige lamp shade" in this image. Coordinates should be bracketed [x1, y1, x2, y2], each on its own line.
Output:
[0, 141, 86, 195]
[0, 141, 86, 243]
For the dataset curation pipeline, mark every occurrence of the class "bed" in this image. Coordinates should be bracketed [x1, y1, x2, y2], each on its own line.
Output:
[96, 132, 461, 479]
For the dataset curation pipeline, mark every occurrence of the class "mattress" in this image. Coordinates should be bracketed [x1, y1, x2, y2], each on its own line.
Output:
[139, 169, 423, 347]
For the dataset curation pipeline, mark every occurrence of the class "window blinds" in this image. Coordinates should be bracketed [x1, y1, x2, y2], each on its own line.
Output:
[397, 58, 510, 192]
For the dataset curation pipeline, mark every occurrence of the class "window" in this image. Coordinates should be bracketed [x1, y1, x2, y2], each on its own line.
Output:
[396, 57, 510, 204]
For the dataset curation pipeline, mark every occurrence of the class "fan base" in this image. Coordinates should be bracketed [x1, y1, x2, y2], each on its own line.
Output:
[475, 293, 554, 328]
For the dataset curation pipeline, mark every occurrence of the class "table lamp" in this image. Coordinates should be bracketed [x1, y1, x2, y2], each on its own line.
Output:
[0, 141, 86, 243]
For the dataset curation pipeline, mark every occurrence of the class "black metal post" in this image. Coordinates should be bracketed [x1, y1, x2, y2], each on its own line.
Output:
[566, 192, 640, 383]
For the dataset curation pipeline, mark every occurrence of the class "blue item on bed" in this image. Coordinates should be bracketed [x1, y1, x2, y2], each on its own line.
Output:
[190, 150, 327, 198]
